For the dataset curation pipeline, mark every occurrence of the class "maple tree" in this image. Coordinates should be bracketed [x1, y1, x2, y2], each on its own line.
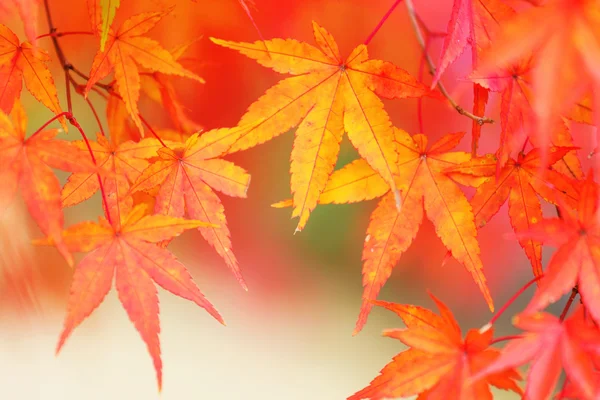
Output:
[3, 0, 600, 398]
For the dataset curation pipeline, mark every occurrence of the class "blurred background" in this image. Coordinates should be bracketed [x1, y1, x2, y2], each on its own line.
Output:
[0, 0, 595, 398]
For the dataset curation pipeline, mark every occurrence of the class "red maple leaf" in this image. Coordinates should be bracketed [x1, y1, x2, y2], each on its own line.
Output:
[349, 293, 522, 400]
[433, 0, 515, 86]
[473, 307, 600, 400]
[447, 146, 579, 277]
[476, 0, 600, 154]
[517, 174, 600, 325]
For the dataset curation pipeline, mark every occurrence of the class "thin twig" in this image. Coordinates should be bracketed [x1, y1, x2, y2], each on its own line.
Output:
[480, 275, 543, 332]
[42, 0, 114, 227]
[29, 112, 70, 139]
[405, 0, 494, 126]
[67, 64, 113, 91]
[36, 31, 94, 40]
[139, 113, 167, 148]
[64, 68, 73, 113]
[85, 97, 106, 138]
[489, 335, 523, 346]
[559, 286, 578, 321]
[364, 0, 404, 45]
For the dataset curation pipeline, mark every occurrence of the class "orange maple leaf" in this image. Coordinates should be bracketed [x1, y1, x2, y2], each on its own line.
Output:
[473, 307, 600, 400]
[0, 102, 96, 266]
[139, 38, 204, 134]
[446, 146, 579, 277]
[349, 293, 522, 400]
[131, 126, 251, 289]
[211, 22, 437, 232]
[105, 94, 141, 145]
[0, 24, 66, 129]
[517, 174, 600, 325]
[84, 10, 203, 134]
[275, 129, 493, 333]
[0, 0, 39, 44]
[476, 0, 600, 152]
[61, 134, 166, 228]
[36, 203, 222, 391]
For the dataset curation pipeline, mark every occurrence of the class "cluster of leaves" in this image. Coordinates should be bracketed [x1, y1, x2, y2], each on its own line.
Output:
[3, 0, 600, 398]
[0, 0, 252, 390]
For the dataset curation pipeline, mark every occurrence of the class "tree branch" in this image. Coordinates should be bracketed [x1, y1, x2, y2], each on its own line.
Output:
[405, 0, 494, 126]
[42, 0, 114, 227]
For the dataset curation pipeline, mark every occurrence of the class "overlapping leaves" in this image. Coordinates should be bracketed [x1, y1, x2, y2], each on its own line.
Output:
[131, 126, 251, 289]
[84, 10, 203, 133]
[212, 21, 438, 231]
[276, 129, 494, 333]
[350, 293, 522, 400]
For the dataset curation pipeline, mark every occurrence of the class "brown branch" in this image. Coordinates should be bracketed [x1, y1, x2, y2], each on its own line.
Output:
[42, 0, 114, 227]
[404, 0, 494, 126]
[559, 286, 578, 322]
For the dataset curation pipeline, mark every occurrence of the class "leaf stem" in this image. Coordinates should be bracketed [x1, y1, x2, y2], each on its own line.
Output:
[364, 0, 404, 45]
[66, 113, 114, 227]
[29, 112, 71, 139]
[85, 97, 106, 137]
[42, 0, 113, 227]
[405, 0, 494, 125]
[489, 335, 523, 345]
[237, 0, 271, 59]
[65, 68, 73, 113]
[482, 275, 543, 330]
[138, 113, 167, 148]
[559, 286, 578, 321]
[36, 31, 94, 40]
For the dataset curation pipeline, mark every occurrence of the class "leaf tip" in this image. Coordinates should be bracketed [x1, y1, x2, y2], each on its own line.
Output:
[271, 199, 292, 208]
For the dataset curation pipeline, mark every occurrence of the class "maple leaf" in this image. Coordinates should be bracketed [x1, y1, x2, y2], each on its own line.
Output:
[35, 203, 222, 391]
[568, 93, 593, 126]
[86, 0, 121, 50]
[476, 0, 600, 152]
[0, 102, 96, 266]
[211, 22, 437, 232]
[274, 129, 493, 333]
[105, 94, 141, 145]
[0, 0, 39, 43]
[0, 24, 66, 129]
[61, 134, 167, 228]
[100, 0, 120, 50]
[84, 10, 203, 134]
[349, 293, 522, 400]
[559, 354, 600, 399]
[473, 307, 600, 400]
[433, 0, 515, 86]
[471, 59, 583, 178]
[446, 146, 579, 277]
[516, 174, 600, 325]
[139, 38, 204, 134]
[131, 126, 251, 289]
